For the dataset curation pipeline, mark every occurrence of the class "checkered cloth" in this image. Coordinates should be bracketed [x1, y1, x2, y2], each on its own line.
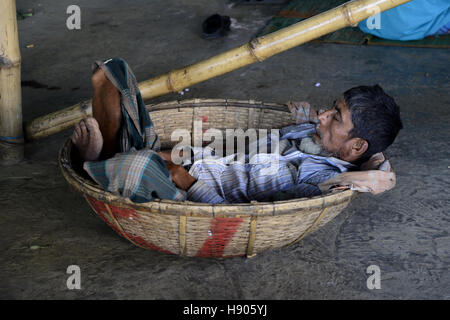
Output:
[83, 58, 185, 203]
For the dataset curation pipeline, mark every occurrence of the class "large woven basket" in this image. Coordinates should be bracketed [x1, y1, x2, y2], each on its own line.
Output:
[59, 98, 357, 258]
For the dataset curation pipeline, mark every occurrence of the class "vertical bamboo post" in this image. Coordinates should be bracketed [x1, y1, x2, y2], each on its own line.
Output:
[0, 0, 23, 165]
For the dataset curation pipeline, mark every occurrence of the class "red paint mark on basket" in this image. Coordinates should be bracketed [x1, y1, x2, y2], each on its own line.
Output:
[86, 197, 173, 254]
[86, 197, 122, 234]
[129, 235, 174, 255]
[85, 197, 132, 238]
[86, 197, 136, 220]
[86, 196, 107, 212]
[201, 116, 208, 133]
[109, 205, 137, 220]
[196, 217, 243, 258]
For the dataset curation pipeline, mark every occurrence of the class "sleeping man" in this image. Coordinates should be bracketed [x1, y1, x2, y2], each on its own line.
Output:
[72, 58, 402, 204]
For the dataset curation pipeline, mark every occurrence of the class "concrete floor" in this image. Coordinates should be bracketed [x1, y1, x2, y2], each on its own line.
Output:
[1, 0, 449, 299]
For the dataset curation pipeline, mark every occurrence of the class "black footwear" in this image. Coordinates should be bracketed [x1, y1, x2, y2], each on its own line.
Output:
[202, 14, 231, 39]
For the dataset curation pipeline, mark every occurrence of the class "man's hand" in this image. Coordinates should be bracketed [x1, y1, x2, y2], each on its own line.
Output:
[157, 149, 185, 164]
[287, 101, 319, 124]
[164, 161, 197, 191]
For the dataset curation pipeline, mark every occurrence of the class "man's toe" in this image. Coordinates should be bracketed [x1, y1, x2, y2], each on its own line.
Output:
[85, 118, 100, 134]
[80, 120, 89, 137]
[74, 123, 82, 137]
[72, 129, 79, 142]
[85, 117, 99, 128]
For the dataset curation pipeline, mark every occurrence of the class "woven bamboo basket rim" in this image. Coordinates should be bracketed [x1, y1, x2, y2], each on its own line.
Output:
[59, 98, 357, 218]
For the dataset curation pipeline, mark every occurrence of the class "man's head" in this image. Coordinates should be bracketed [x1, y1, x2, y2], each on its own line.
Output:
[313, 85, 403, 164]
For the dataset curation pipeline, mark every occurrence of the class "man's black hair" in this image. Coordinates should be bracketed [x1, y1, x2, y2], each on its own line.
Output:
[343, 84, 403, 162]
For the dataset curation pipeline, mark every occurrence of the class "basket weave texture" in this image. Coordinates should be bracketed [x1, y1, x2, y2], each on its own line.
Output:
[59, 99, 356, 258]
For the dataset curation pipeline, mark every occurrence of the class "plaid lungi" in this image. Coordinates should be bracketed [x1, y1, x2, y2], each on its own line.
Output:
[83, 58, 186, 203]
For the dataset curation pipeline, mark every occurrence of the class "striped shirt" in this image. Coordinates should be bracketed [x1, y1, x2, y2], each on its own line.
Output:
[185, 136, 354, 204]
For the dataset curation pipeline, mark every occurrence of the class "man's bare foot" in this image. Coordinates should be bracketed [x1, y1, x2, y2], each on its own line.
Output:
[71, 117, 103, 161]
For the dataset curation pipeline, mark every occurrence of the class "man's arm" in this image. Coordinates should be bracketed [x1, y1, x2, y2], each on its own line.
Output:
[164, 161, 197, 191]
[271, 157, 342, 200]
[186, 180, 229, 204]
[165, 162, 229, 204]
[299, 165, 341, 186]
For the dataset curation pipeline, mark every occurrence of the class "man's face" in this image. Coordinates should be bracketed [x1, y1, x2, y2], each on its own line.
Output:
[313, 96, 354, 159]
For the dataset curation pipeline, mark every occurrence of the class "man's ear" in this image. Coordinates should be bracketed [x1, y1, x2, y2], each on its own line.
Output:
[351, 138, 368, 159]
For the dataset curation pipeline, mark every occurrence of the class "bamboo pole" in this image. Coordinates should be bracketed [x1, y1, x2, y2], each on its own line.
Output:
[25, 0, 410, 140]
[0, 0, 23, 164]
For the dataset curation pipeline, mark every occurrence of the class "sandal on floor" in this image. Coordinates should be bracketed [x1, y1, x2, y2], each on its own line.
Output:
[202, 14, 231, 39]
